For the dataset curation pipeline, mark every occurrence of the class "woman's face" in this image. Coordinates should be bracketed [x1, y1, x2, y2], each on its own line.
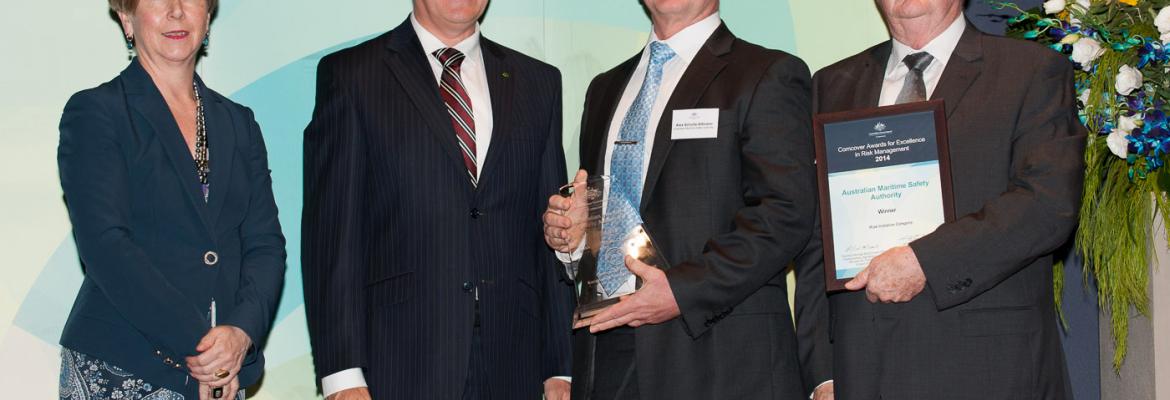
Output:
[119, 0, 210, 66]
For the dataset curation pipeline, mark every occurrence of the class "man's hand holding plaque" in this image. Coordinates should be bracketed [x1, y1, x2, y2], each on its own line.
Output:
[844, 245, 926, 303]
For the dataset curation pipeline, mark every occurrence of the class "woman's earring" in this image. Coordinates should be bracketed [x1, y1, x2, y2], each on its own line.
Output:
[125, 35, 136, 58]
[202, 32, 210, 48]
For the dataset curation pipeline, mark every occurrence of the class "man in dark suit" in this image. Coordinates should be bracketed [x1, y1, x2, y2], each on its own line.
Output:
[543, 0, 821, 398]
[301, 1, 574, 399]
[797, 0, 1084, 399]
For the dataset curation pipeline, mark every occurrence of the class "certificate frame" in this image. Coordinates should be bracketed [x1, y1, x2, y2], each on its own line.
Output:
[812, 100, 956, 292]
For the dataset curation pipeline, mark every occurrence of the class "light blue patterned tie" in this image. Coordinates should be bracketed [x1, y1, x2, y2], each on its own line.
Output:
[597, 41, 676, 297]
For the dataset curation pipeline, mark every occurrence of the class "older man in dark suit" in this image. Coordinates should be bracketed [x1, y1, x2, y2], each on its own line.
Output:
[544, 0, 824, 398]
[301, 0, 574, 399]
[796, 0, 1085, 399]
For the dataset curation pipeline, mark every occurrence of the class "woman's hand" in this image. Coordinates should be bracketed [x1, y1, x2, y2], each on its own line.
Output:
[199, 376, 239, 400]
[186, 325, 252, 387]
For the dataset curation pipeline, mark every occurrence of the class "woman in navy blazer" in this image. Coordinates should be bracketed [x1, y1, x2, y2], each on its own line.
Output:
[56, 0, 285, 399]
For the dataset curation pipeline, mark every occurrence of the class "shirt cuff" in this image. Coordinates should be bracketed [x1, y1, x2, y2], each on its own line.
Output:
[322, 368, 367, 398]
[551, 376, 572, 383]
[810, 380, 833, 399]
[555, 241, 586, 278]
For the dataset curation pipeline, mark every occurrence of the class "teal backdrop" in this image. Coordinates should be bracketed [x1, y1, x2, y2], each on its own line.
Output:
[0, 1, 987, 398]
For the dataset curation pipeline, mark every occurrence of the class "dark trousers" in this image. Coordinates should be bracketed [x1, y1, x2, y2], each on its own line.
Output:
[463, 310, 491, 400]
[592, 327, 639, 400]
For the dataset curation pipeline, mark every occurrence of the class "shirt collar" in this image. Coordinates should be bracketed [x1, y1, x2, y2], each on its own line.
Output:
[411, 13, 482, 61]
[648, 12, 722, 64]
[886, 13, 966, 77]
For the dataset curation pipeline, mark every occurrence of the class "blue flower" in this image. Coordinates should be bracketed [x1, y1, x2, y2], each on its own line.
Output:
[1143, 109, 1167, 132]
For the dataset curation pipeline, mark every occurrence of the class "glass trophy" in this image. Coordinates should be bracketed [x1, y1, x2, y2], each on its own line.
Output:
[558, 175, 665, 325]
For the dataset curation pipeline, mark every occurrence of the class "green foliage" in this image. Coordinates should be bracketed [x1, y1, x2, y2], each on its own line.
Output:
[998, 0, 1170, 371]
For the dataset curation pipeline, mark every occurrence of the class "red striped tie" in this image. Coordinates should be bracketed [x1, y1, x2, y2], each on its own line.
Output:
[432, 48, 478, 186]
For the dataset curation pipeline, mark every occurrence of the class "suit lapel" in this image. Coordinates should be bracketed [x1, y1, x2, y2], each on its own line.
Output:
[853, 43, 889, 109]
[121, 61, 213, 233]
[382, 19, 471, 189]
[477, 38, 514, 189]
[639, 24, 731, 211]
[200, 78, 236, 228]
[584, 58, 638, 175]
[931, 23, 984, 118]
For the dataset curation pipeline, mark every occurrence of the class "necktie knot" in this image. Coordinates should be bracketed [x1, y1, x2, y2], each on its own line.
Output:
[903, 52, 934, 73]
[432, 47, 477, 185]
[433, 48, 467, 70]
[648, 41, 676, 68]
[895, 52, 933, 104]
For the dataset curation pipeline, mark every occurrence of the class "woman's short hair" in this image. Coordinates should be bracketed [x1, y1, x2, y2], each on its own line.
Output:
[108, 0, 218, 14]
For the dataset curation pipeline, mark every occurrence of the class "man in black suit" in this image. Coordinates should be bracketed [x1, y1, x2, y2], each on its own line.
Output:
[302, 0, 574, 399]
[798, 0, 1084, 399]
[543, 0, 821, 398]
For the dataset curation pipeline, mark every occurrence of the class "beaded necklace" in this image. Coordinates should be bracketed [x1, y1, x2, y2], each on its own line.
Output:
[193, 81, 209, 202]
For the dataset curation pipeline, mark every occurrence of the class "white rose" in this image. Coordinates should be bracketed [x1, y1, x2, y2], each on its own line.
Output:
[1076, 0, 1091, 10]
[1106, 129, 1130, 158]
[1118, 114, 1141, 133]
[1070, 37, 1104, 70]
[1078, 89, 1091, 105]
[1156, 7, 1170, 34]
[1115, 64, 1143, 96]
[1044, 0, 1067, 14]
[1161, 31, 1170, 45]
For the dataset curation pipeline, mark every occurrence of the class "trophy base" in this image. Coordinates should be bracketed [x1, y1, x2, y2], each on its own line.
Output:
[573, 297, 622, 325]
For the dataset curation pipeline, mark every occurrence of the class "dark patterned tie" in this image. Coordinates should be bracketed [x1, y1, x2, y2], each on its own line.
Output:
[433, 48, 478, 186]
[895, 52, 934, 104]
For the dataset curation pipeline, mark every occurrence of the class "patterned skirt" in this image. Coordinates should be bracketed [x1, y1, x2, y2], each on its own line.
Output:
[60, 348, 245, 400]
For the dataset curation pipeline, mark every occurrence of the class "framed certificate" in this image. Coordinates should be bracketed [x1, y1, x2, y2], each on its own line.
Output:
[813, 100, 956, 292]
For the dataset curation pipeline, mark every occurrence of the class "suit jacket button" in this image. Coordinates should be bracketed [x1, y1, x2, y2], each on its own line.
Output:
[163, 357, 173, 365]
[203, 251, 219, 266]
[462, 281, 474, 292]
[469, 208, 482, 219]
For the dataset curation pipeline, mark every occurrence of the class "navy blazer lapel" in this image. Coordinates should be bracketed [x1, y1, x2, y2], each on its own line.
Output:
[931, 23, 984, 118]
[640, 24, 731, 211]
[382, 19, 471, 188]
[477, 38, 514, 189]
[199, 77, 236, 228]
[120, 61, 214, 232]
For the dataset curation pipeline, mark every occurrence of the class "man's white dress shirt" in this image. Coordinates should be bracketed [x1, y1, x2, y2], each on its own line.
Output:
[878, 14, 966, 107]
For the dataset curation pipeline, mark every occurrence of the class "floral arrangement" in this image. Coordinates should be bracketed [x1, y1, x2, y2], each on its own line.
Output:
[997, 0, 1170, 370]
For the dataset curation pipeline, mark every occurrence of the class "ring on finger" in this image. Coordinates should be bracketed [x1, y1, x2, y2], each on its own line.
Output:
[215, 369, 230, 379]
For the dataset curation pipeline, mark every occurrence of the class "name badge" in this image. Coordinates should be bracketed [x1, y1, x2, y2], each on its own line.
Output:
[671, 108, 719, 140]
